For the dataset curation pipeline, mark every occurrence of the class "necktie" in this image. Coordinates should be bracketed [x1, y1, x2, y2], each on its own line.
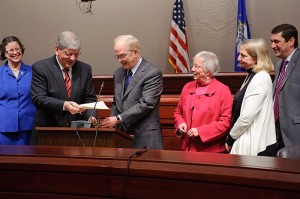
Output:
[64, 68, 71, 99]
[274, 60, 288, 122]
[124, 70, 132, 92]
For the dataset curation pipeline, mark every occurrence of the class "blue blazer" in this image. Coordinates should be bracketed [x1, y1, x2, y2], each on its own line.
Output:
[0, 62, 36, 132]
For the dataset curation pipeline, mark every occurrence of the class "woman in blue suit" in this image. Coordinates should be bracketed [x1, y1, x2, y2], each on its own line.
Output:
[0, 36, 35, 145]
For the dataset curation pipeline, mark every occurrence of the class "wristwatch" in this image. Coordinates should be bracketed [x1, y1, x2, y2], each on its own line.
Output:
[116, 115, 122, 123]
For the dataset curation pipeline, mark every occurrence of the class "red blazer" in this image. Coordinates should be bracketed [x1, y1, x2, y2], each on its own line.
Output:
[174, 78, 232, 152]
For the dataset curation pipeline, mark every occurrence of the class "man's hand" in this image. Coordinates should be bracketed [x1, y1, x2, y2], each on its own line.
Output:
[88, 116, 98, 126]
[100, 116, 118, 128]
[64, 101, 83, 115]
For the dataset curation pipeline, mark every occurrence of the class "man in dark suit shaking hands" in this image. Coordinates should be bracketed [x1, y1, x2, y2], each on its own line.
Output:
[100, 35, 163, 150]
[31, 31, 97, 127]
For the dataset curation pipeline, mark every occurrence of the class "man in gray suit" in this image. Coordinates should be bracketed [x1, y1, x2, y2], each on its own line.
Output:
[100, 35, 163, 150]
[271, 24, 300, 149]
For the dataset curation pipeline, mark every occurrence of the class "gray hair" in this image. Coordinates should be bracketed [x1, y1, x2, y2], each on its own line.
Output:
[114, 35, 140, 50]
[193, 51, 220, 76]
[56, 31, 81, 50]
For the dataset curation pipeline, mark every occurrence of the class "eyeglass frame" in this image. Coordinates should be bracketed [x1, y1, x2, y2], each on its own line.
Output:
[191, 63, 206, 70]
[5, 47, 22, 55]
[59, 48, 81, 58]
[114, 49, 135, 60]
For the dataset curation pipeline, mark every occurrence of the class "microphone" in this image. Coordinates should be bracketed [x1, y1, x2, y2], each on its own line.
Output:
[123, 146, 147, 198]
[134, 146, 148, 156]
[90, 81, 104, 120]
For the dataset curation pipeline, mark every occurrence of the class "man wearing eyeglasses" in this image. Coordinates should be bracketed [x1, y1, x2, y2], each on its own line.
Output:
[31, 31, 97, 127]
[100, 35, 164, 150]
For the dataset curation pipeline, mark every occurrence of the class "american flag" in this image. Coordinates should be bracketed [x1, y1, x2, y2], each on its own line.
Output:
[169, 0, 190, 73]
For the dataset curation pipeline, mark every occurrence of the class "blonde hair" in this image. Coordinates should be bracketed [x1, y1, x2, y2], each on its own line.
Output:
[240, 38, 274, 73]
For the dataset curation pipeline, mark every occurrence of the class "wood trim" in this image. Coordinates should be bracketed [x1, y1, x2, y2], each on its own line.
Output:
[93, 72, 275, 95]
[35, 127, 133, 148]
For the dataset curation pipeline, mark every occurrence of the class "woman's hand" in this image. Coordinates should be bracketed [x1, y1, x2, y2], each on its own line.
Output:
[187, 128, 199, 137]
[178, 123, 187, 133]
[225, 143, 232, 153]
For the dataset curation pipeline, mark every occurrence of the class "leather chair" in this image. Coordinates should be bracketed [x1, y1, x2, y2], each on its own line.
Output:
[276, 145, 300, 159]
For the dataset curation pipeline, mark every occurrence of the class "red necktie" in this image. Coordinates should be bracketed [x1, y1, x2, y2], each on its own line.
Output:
[64, 69, 71, 99]
[274, 60, 288, 122]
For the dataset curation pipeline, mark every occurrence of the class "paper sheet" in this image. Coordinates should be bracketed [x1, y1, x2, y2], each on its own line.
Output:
[79, 101, 109, 110]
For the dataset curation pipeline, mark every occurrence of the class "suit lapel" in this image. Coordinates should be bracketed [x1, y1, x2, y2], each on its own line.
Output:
[16, 62, 27, 82]
[120, 69, 127, 97]
[51, 57, 69, 100]
[281, 48, 300, 90]
[70, 63, 80, 100]
[122, 60, 146, 99]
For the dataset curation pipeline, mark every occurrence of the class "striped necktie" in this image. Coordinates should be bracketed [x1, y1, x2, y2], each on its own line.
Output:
[63, 68, 71, 99]
[274, 60, 288, 122]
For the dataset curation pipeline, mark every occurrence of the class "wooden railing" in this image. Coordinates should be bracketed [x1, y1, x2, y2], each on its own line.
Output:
[93, 72, 252, 95]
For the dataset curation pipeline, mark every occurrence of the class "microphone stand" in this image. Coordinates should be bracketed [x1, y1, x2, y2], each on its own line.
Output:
[123, 146, 147, 199]
[91, 82, 104, 146]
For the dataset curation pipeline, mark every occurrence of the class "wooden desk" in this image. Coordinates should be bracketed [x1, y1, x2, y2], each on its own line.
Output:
[0, 146, 299, 199]
[35, 127, 133, 148]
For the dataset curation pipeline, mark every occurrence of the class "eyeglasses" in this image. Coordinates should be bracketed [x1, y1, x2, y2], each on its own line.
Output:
[114, 49, 134, 60]
[191, 63, 204, 69]
[61, 50, 81, 58]
[5, 47, 22, 55]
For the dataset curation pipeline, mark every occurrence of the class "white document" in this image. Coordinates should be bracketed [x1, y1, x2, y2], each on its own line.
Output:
[79, 101, 109, 110]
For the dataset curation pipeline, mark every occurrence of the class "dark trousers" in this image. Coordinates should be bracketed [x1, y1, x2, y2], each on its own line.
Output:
[275, 121, 285, 150]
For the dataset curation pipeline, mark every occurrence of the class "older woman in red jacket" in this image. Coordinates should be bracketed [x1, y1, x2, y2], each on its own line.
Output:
[174, 51, 232, 152]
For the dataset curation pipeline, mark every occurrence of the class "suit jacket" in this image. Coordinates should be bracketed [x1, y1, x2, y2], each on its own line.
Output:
[111, 58, 163, 149]
[31, 55, 97, 127]
[273, 48, 300, 147]
[0, 62, 35, 132]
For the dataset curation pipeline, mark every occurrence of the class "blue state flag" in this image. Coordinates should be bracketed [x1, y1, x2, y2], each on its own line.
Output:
[235, 0, 251, 72]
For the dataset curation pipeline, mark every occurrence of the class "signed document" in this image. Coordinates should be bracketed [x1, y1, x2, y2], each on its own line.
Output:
[79, 101, 109, 110]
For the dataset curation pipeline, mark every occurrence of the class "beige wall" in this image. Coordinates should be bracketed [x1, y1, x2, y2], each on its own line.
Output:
[0, 0, 299, 74]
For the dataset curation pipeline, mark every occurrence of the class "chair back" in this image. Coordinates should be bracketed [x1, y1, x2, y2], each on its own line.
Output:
[276, 145, 300, 159]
